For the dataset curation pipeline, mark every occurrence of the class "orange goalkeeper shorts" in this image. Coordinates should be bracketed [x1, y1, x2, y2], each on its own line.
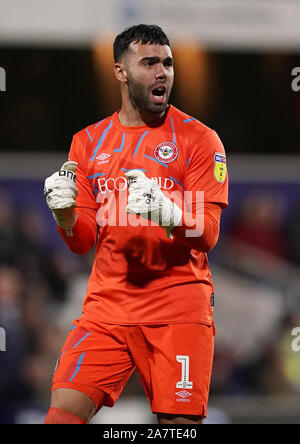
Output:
[52, 318, 215, 417]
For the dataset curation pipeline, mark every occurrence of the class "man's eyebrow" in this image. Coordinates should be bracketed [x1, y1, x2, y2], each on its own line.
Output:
[140, 56, 174, 63]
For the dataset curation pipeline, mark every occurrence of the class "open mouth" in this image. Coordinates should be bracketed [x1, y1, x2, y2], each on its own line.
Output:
[152, 87, 166, 97]
[151, 86, 167, 103]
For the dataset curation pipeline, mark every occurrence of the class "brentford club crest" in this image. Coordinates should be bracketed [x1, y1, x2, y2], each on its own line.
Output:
[154, 142, 178, 164]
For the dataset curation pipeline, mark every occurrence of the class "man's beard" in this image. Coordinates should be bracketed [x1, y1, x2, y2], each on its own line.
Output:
[127, 72, 171, 115]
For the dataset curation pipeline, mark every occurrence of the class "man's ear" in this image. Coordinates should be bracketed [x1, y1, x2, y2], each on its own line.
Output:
[114, 63, 128, 83]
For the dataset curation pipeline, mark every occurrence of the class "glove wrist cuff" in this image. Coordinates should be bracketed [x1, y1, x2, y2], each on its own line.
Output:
[162, 199, 182, 239]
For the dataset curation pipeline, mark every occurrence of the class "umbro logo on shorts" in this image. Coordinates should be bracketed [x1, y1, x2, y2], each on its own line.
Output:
[175, 390, 192, 399]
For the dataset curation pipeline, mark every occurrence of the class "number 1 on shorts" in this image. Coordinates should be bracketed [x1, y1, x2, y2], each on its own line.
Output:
[176, 355, 193, 389]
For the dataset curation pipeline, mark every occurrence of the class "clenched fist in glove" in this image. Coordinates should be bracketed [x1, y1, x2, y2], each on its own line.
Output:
[125, 169, 182, 238]
[44, 161, 78, 236]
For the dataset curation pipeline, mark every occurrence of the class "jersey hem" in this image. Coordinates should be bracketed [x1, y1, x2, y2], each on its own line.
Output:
[80, 317, 213, 326]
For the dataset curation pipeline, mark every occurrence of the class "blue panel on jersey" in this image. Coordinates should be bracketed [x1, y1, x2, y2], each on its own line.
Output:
[133, 131, 149, 158]
[169, 176, 184, 188]
[85, 128, 93, 143]
[94, 119, 105, 129]
[73, 332, 90, 349]
[89, 119, 113, 162]
[69, 352, 86, 382]
[170, 117, 176, 144]
[143, 154, 168, 168]
[87, 172, 105, 179]
[114, 133, 126, 152]
[183, 118, 195, 123]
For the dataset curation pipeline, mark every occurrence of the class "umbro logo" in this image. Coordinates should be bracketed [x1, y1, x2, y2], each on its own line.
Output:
[96, 153, 111, 161]
[175, 390, 192, 399]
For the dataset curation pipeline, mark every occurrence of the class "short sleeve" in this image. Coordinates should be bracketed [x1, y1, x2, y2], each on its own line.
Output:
[184, 130, 229, 208]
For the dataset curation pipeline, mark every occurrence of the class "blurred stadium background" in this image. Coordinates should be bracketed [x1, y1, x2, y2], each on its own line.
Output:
[1, 0, 300, 424]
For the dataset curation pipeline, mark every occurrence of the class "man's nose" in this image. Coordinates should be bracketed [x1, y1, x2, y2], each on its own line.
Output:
[155, 64, 168, 79]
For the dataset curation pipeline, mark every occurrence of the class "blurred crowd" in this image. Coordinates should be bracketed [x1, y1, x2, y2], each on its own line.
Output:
[211, 189, 300, 399]
[0, 184, 300, 424]
[0, 187, 94, 423]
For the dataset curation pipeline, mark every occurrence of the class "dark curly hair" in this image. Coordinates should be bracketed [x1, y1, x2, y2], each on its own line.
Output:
[113, 24, 170, 62]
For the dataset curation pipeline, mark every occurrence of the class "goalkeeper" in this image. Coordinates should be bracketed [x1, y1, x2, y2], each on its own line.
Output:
[43, 24, 228, 425]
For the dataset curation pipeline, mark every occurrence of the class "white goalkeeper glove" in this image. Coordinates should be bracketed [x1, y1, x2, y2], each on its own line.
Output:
[44, 160, 78, 237]
[125, 169, 182, 238]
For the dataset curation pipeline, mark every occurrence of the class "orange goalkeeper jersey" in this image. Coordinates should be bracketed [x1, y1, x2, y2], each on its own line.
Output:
[66, 105, 228, 325]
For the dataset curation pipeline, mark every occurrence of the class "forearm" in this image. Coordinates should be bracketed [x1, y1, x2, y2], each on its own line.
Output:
[57, 207, 98, 255]
[172, 203, 222, 252]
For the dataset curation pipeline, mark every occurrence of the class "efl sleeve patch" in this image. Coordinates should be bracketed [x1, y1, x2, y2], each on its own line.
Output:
[213, 152, 227, 183]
